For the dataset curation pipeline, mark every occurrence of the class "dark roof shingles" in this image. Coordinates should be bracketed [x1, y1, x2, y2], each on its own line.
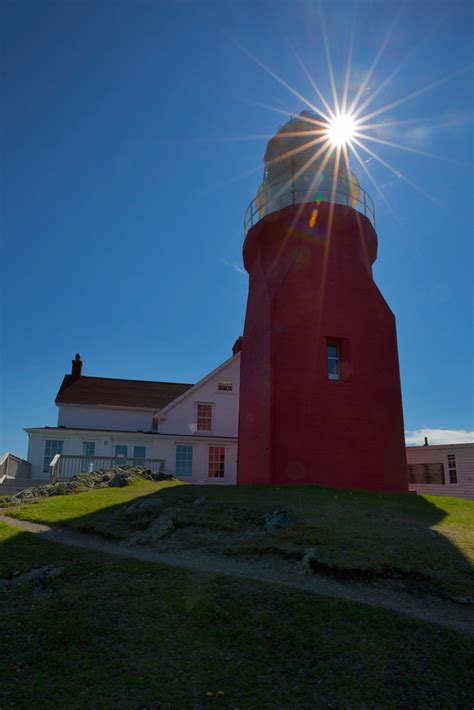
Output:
[55, 375, 193, 410]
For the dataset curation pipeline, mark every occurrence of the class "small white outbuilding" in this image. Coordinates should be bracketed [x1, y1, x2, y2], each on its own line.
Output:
[406, 443, 474, 499]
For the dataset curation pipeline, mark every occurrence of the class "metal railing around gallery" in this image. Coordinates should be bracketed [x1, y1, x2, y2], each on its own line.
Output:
[244, 176, 376, 234]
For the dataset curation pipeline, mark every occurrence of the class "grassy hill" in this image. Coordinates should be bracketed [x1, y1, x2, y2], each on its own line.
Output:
[1, 477, 473, 708]
[5, 477, 474, 599]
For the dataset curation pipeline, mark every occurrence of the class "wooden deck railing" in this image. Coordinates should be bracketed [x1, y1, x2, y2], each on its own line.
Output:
[49, 455, 166, 483]
[0, 452, 31, 484]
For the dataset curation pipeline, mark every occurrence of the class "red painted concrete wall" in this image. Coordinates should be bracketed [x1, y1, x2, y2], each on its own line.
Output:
[237, 202, 408, 492]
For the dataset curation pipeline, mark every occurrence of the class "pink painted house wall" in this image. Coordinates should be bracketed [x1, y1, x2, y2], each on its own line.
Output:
[406, 444, 474, 500]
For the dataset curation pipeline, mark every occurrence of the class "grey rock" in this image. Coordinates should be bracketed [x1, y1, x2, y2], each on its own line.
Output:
[129, 508, 178, 544]
[128, 531, 149, 546]
[302, 547, 318, 572]
[5, 467, 177, 502]
[109, 471, 136, 487]
[125, 504, 139, 518]
[147, 514, 175, 541]
[44, 566, 66, 580]
[148, 471, 175, 482]
[259, 506, 293, 533]
[125, 497, 164, 517]
[161, 507, 180, 522]
[193, 496, 207, 507]
[452, 595, 474, 605]
[145, 497, 163, 509]
[2, 565, 66, 589]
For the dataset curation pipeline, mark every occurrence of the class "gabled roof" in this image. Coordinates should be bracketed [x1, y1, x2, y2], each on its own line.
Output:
[55, 375, 193, 410]
[157, 352, 240, 417]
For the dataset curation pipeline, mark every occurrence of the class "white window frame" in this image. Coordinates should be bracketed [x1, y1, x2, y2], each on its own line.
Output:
[208, 445, 225, 478]
[114, 445, 128, 461]
[447, 454, 457, 484]
[175, 444, 193, 477]
[133, 445, 147, 466]
[218, 379, 233, 392]
[196, 402, 213, 432]
[82, 441, 96, 457]
[81, 440, 97, 473]
[43, 440, 64, 473]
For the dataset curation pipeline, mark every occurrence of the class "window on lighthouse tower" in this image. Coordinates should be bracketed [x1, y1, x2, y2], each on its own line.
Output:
[327, 342, 340, 381]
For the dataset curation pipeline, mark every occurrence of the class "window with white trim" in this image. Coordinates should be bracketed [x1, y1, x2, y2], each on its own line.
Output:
[82, 441, 96, 457]
[218, 379, 233, 392]
[176, 445, 193, 477]
[43, 440, 64, 473]
[197, 403, 212, 431]
[133, 446, 146, 465]
[82, 441, 96, 473]
[447, 454, 457, 484]
[408, 463, 445, 485]
[208, 446, 225, 478]
[115, 445, 128, 461]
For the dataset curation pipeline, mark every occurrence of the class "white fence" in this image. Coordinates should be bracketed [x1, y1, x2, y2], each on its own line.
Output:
[49, 455, 166, 483]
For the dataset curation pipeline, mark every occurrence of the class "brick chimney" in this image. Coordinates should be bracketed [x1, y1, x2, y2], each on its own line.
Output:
[71, 353, 83, 380]
[232, 336, 243, 355]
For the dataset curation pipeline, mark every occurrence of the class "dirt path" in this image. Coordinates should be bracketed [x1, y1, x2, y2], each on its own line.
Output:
[2, 514, 473, 636]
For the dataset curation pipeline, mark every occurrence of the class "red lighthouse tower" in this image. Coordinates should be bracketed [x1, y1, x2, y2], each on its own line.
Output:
[237, 112, 408, 492]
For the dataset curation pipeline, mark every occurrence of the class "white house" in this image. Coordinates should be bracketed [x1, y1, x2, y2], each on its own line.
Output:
[406, 443, 474, 500]
[24, 344, 241, 485]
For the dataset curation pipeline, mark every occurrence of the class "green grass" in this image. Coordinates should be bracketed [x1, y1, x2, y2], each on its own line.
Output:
[5, 478, 183, 537]
[0, 520, 472, 709]
[6, 481, 474, 598]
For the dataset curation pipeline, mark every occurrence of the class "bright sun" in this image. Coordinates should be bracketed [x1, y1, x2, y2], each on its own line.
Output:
[327, 113, 356, 146]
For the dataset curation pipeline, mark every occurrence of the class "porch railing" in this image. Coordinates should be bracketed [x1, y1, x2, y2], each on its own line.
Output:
[0, 452, 31, 484]
[49, 455, 166, 483]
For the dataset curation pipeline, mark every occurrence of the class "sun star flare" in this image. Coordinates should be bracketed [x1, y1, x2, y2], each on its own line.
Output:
[327, 113, 357, 146]
[233, 6, 460, 218]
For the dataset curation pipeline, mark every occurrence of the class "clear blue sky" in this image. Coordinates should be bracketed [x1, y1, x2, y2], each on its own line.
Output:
[2, 0, 473, 456]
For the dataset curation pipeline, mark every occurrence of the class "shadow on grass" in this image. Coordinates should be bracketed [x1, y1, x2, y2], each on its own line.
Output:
[4, 481, 473, 600]
[1, 515, 474, 710]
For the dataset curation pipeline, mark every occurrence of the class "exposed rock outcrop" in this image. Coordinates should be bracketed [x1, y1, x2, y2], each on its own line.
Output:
[0, 467, 176, 503]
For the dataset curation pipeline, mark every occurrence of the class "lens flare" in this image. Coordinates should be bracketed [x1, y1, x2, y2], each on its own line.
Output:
[231, 7, 457, 218]
[327, 113, 356, 146]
